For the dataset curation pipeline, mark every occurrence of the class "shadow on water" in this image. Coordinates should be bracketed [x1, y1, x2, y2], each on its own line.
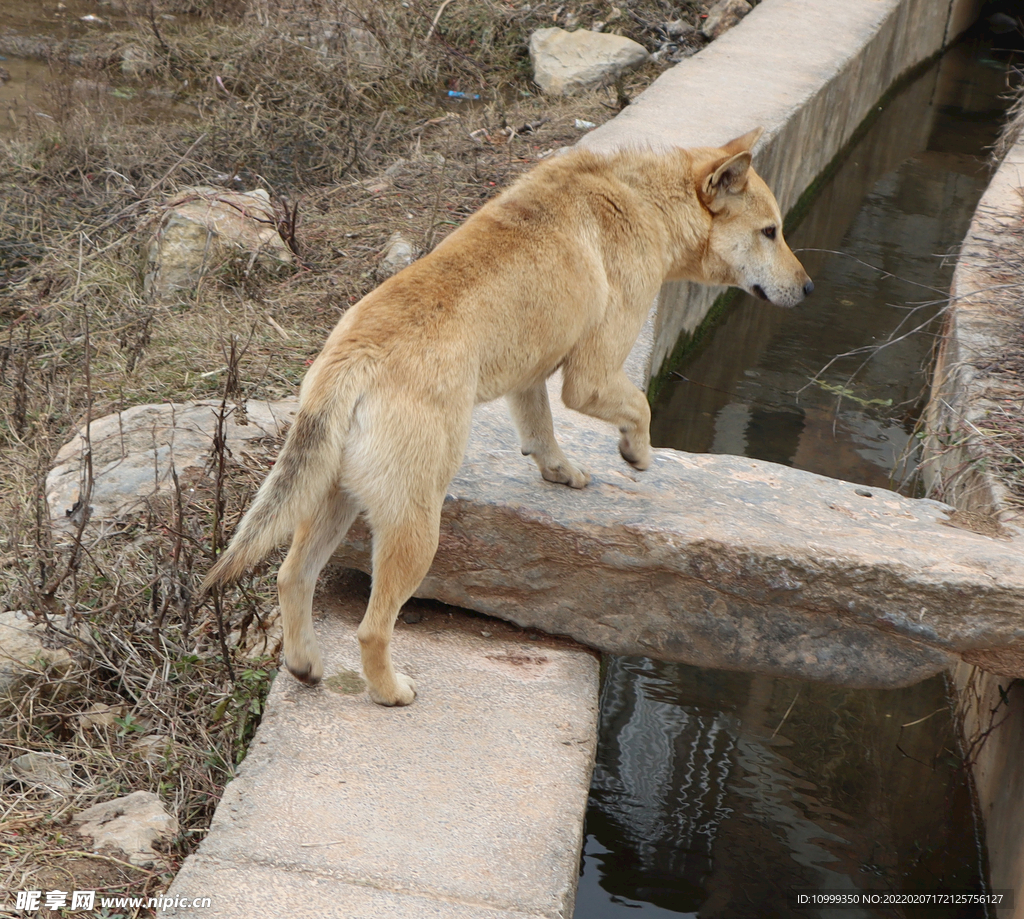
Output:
[575, 30, 1018, 919]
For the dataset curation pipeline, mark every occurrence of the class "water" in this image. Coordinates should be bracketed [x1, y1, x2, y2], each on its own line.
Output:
[574, 34, 1014, 919]
[0, 0, 189, 139]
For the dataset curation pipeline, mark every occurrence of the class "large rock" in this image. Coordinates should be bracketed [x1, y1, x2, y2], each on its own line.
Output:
[143, 187, 293, 301]
[529, 27, 649, 95]
[46, 400, 297, 532]
[73, 791, 178, 866]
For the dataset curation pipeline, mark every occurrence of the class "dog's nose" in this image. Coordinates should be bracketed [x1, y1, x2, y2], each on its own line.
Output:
[803, 280, 814, 297]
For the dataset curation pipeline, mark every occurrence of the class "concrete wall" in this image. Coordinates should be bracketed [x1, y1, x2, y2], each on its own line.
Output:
[923, 135, 1024, 919]
[581, 0, 985, 385]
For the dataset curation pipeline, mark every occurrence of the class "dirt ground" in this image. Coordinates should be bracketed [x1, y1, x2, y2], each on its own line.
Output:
[0, 0, 750, 912]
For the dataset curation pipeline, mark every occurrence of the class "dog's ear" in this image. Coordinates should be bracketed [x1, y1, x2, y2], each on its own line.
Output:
[699, 150, 752, 209]
[722, 126, 764, 155]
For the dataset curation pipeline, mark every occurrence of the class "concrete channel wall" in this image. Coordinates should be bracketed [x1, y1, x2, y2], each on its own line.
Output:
[924, 135, 1024, 918]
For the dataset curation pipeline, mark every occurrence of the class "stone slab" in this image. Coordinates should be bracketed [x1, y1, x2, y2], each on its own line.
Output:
[163, 596, 599, 918]
[332, 388, 1024, 689]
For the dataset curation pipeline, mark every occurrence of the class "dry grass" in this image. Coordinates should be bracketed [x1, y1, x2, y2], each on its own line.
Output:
[0, 0, 736, 908]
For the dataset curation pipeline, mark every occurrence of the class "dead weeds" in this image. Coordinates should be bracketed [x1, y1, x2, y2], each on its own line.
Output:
[0, 0, 750, 907]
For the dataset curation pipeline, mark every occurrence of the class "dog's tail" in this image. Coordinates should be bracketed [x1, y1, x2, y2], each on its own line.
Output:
[201, 359, 369, 592]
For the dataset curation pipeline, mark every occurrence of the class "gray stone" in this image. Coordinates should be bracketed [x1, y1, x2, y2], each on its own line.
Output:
[3, 752, 74, 795]
[663, 19, 696, 38]
[45, 400, 297, 533]
[380, 232, 417, 276]
[702, 0, 753, 39]
[528, 27, 649, 95]
[73, 791, 178, 866]
[143, 187, 293, 301]
[163, 601, 598, 918]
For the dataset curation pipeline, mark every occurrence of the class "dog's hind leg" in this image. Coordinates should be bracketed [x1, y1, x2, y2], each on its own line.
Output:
[356, 497, 445, 706]
[278, 486, 360, 685]
[507, 383, 590, 488]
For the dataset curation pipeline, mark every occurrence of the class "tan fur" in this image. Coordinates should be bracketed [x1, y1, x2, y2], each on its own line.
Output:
[203, 128, 811, 706]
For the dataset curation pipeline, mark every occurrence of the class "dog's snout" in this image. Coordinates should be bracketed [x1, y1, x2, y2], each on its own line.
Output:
[803, 279, 814, 297]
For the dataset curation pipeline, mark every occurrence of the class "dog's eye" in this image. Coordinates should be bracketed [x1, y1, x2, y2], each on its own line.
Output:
[761, 226, 777, 240]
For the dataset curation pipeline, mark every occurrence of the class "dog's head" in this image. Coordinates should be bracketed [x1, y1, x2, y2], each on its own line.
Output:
[691, 128, 812, 308]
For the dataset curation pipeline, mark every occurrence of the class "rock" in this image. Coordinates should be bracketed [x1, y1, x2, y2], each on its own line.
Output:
[120, 43, 153, 77]
[143, 187, 293, 301]
[78, 702, 126, 731]
[663, 19, 696, 38]
[73, 791, 178, 866]
[0, 610, 72, 691]
[46, 400, 297, 531]
[3, 752, 74, 795]
[702, 0, 753, 39]
[345, 27, 385, 70]
[529, 28, 649, 96]
[380, 232, 417, 276]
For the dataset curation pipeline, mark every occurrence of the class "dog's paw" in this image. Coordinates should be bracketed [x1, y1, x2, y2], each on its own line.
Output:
[619, 437, 652, 471]
[368, 671, 417, 707]
[285, 652, 324, 686]
[540, 460, 591, 489]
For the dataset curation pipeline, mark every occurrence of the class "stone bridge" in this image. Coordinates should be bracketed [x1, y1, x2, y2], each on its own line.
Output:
[48, 388, 1024, 690]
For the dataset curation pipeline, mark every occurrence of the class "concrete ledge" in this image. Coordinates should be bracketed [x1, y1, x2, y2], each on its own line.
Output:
[165, 592, 599, 918]
[924, 134, 1024, 917]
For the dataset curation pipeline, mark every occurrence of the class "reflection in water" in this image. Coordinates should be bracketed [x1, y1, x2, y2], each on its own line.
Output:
[576, 33, 1011, 919]
[578, 661, 983, 919]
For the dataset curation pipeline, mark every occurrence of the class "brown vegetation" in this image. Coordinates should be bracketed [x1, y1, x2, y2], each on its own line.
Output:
[0, 0, 730, 907]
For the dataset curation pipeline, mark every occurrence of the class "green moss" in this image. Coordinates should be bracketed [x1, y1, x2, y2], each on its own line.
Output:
[647, 288, 740, 404]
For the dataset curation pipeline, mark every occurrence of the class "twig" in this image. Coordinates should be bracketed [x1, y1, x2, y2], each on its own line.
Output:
[770, 691, 799, 740]
[425, 0, 457, 42]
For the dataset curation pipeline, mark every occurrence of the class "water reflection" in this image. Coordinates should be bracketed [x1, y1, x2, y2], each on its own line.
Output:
[579, 660, 984, 919]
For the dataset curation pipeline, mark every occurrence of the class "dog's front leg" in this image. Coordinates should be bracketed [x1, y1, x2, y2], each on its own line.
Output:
[561, 366, 652, 471]
[507, 383, 590, 488]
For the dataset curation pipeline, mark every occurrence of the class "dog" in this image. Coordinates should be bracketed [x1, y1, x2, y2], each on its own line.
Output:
[202, 127, 812, 706]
